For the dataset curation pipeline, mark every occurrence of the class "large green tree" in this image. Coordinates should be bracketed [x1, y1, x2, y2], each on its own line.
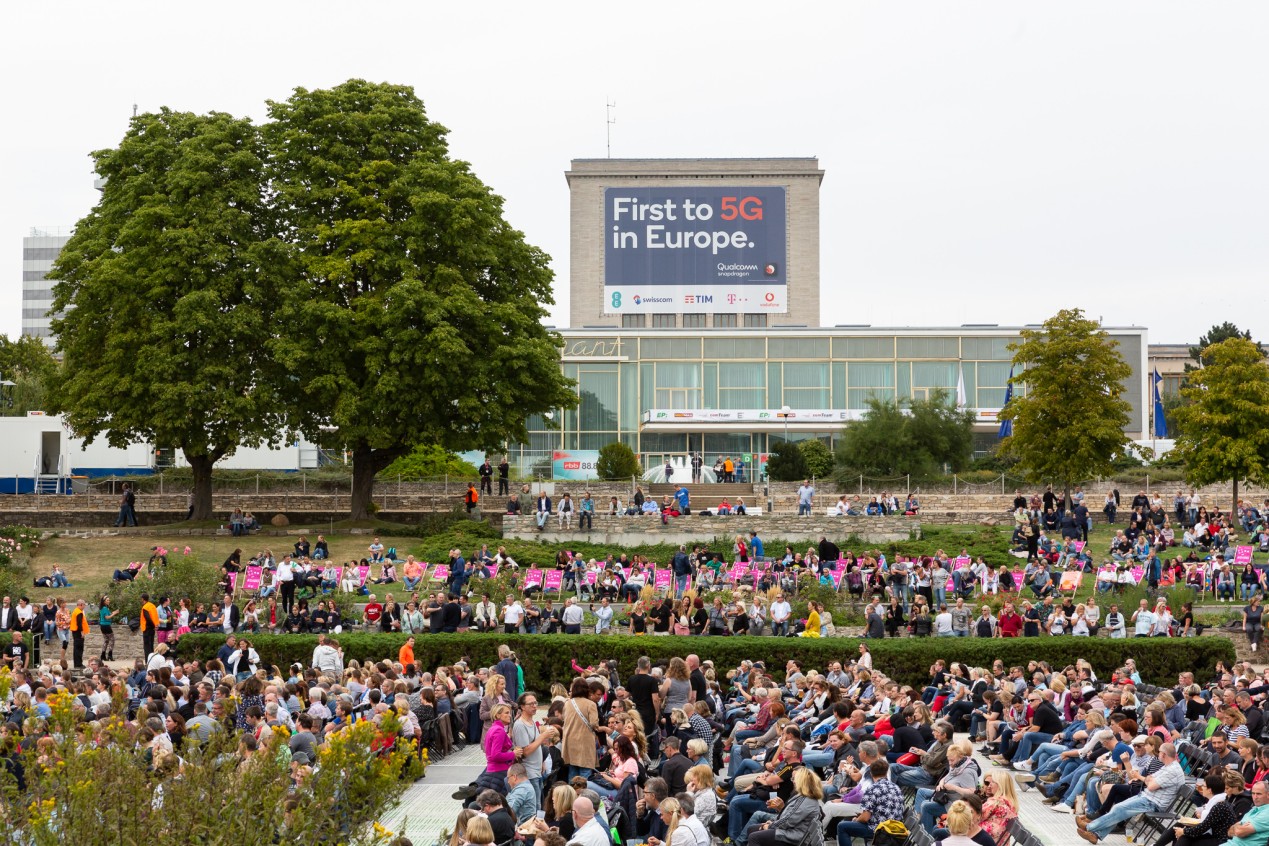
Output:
[999, 308, 1133, 505]
[47, 109, 285, 519]
[264, 80, 574, 520]
[1169, 337, 1269, 518]
[0, 334, 59, 414]
[834, 389, 973, 478]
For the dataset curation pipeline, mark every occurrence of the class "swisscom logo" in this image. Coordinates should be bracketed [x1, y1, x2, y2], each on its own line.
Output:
[630, 294, 671, 306]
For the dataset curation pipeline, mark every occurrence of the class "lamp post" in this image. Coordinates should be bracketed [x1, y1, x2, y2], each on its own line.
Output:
[775, 405, 792, 514]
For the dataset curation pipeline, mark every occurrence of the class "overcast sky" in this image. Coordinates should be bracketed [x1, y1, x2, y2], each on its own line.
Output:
[4, 2, 1266, 345]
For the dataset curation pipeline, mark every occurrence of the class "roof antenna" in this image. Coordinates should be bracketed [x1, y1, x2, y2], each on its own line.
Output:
[606, 99, 616, 158]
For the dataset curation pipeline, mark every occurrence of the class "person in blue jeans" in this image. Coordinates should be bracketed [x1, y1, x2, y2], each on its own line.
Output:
[729, 740, 802, 845]
[1078, 744, 1185, 844]
[836, 758, 906, 846]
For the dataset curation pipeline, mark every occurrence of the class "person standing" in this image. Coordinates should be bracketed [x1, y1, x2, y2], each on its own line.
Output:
[796, 480, 815, 516]
[498, 457, 510, 496]
[466, 483, 480, 515]
[690, 452, 703, 484]
[278, 557, 297, 616]
[69, 599, 89, 669]
[479, 458, 494, 496]
[139, 593, 159, 659]
[114, 483, 133, 527]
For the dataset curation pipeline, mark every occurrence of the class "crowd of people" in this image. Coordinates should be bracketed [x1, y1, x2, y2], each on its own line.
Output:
[443, 642, 1269, 846]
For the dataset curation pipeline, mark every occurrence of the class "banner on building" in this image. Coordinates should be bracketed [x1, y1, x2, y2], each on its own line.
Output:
[603, 187, 787, 314]
[552, 450, 601, 480]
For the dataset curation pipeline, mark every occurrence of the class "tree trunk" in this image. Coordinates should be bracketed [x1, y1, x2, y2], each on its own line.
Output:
[348, 444, 406, 521]
[1233, 479, 1239, 526]
[187, 453, 216, 521]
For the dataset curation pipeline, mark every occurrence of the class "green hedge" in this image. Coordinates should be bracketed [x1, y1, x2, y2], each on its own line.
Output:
[170, 632, 1235, 692]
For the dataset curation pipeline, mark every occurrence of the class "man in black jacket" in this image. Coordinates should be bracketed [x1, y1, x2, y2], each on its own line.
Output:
[658, 737, 692, 795]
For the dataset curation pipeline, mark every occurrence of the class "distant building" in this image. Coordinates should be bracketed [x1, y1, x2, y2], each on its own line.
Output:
[21, 229, 71, 345]
[1148, 344, 1190, 396]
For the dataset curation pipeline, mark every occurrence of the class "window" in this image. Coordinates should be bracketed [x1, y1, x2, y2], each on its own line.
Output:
[704, 337, 765, 359]
[651, 314, 676, 328]
[639, 338, 702, 359]
[621, 314, 646, 328]
[654, 363, 702, 409]
[832, 337, 896, 359]
[897, 337, 960, 359]
[578, 370, 619, 431]
[769, 337, 830, 359]
[681, 313, 707, 328]
[782, 362, 831, 409]
[743, 314, 767, 328]
[961, 337, 1014, 360]
[713, 314, 738, 328]
[847, 361, 896, 408]
[718, 363, 765, 409]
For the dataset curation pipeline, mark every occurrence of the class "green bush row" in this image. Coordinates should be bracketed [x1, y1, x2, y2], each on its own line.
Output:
[170, 631, 1235, 692]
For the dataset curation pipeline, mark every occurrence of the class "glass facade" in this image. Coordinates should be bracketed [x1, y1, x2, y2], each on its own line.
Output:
[528, 327, 1148, 469]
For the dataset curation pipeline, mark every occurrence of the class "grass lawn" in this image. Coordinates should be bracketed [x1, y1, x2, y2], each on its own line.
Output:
[25, 533, 424, 602]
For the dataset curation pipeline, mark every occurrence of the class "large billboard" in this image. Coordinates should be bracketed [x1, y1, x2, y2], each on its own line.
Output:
[603, 186, 787, 314]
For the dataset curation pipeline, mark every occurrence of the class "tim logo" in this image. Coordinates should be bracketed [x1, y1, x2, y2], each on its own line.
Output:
[683, 294, 714, 304]
[764, 263, 778, 276]
[562, 461, 581, 470]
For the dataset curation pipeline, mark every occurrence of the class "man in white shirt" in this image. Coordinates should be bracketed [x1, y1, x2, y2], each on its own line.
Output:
[277, 556, 297, 615]
[934, 606, 954, 636]
[561, 597, 584, 634]
[311, 635, 342, 675]
[1131, 599, 1156, 637]
[503, 595, 525, 634]
[676, 792, 711, 846]
[769, 595, 792, 637]
[568, 797, 609, 846]
[592, 598, 614, 634]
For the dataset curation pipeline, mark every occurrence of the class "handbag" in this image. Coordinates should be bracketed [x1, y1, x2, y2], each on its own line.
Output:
[896, 752, 920, 766]
[931, 789, 953, 805]
[872, 820, 909, 846]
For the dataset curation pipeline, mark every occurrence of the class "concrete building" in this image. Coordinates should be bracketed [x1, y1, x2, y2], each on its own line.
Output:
[21, 229, 70, 344]
[566, 158, 824, 329]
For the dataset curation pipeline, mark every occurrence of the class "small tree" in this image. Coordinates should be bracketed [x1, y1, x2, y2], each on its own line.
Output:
[833, 389, 973, 478]
[767, 439, 809, 481]
[381, 444, 479, 481]
[1170, 337, 1269, 518]
[798, 439, 835, 478]
[999, 308, 1133, 506]
[597, 442, 641, 480]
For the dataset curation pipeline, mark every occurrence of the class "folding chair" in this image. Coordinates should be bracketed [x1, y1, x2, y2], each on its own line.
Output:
[1133, 783, 1197, 846]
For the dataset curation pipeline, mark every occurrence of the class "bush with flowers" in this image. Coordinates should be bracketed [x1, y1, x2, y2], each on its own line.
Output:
[0, 688, 421, 844]
[0, 525, 39, 568]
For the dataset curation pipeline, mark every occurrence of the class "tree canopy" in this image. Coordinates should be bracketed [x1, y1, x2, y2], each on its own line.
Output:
[1188, 322, 1262, 371]
[597, 441, 641, 480]
[264, 80, 574, 519]
[998, 308, 1133, 502]
[833, 389, 974, 478]
[47, 109, 285, 518]
[767, 439, 810, 481]
[1169, 337, 1269, 517]
[0, 334, 58, 414]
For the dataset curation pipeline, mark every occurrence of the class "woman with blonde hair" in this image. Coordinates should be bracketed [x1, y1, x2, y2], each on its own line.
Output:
[685, 763, 717, 828]
[656, 797, 692, 846]
[940, 800, 983, 846]
[748, 768, 824, 846]
[542, 783, 577, 838]
[462, 816, 496, 846]
[447, 809, 479, 846]
[479, 674, 511, 736]
[978, 770, 1020, 842]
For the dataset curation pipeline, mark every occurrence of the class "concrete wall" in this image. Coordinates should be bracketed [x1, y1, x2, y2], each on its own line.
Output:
[503, 513, 920, 545]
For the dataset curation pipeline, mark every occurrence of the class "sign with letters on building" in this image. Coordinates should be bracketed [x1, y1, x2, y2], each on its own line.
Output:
[603, 187, 787, 314]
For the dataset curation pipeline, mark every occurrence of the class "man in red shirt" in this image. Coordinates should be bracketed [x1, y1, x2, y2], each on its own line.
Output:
[997, 601, 1023, 637]
[363, 594, 383, 628]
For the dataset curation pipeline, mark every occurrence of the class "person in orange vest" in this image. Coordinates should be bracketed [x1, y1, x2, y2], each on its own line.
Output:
[465, 484, 480, 514]
[140, 594, 159, 659]
[398, 635, 415, 668]
[723, 456, 735, 483]
[69, 599, 89, 669]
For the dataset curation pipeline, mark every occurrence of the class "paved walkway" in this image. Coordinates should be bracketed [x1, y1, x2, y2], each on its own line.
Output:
[380, 743, 486, 843]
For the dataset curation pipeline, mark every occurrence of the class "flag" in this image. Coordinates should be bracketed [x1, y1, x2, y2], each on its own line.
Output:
[1152, 368, 1169, 439]
[998, 366, 1015, 439]
[956, 365, 967, 409]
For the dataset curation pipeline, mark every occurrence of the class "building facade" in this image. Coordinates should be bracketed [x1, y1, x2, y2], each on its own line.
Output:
[566, 158, 823, 329]
[517, 325, 1150, 473]
[21, 230, 70, 344]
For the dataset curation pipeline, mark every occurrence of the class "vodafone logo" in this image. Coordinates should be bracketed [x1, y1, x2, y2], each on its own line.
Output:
[765, 292, 775, 303]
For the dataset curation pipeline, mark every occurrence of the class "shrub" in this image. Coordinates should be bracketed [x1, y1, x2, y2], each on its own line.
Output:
[111, 552, 221, 624]
[171, 631, 1233, 692]
[597, 442, 642, 481]
[381, 444, 480, 481]
[767, 439, 809, 482]
[799, 440, 835, 479]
